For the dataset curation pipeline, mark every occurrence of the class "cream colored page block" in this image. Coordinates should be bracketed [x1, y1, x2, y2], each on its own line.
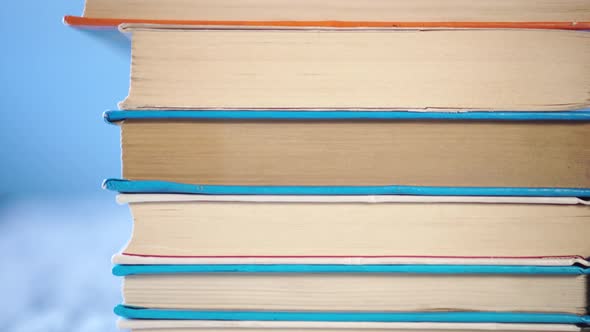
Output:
[112, 254, 590, 266]
[122, 29, 590, 110]
[119, 319, 582, 331]
[123, 274, 586, 313]
[84, 0, 590, 21]
[121, 121, 590, 187]
[124, 202, 590, 257]
[116, 194, 589, 204]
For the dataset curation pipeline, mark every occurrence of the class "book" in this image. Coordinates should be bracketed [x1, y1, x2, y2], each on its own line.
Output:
[65, 0, 590, 29]
[105, 111, 590, 188]
[118, 320, 588, 332]
[113, 265, 589, 316]
[118, 27, 590, 111]
[112, 194, 590, 260]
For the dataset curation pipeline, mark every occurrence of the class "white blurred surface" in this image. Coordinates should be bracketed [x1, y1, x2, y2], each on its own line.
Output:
[0, 196, 130, 332]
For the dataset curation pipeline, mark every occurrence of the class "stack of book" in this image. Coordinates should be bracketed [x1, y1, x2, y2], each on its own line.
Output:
[67, 1, 590, 331]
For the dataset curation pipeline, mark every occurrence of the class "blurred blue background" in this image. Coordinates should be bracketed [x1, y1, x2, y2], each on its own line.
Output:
[0, 1, 127, 196]
[0, 1, 131, 331]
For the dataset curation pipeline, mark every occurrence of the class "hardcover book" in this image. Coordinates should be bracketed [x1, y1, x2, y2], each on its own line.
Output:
[105, 111, 590, 189]
[111, 194, 590, 262]
[113, 265, 590, 322]
[117, 27, 590, 111]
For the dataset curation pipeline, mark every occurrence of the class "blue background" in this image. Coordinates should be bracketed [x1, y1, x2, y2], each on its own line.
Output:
[0, 0, 128, 198]
[0, 2, 131, 331]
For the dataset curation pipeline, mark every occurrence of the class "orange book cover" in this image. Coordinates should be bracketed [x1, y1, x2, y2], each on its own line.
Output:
[63, 15, 590, 30]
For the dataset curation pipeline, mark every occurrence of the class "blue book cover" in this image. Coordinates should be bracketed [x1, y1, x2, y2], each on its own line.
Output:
[112, 264, 590, 276]
[114, 306, 590, 325]
[103, 178, 590, 197]
[103, 109, 590, 122]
